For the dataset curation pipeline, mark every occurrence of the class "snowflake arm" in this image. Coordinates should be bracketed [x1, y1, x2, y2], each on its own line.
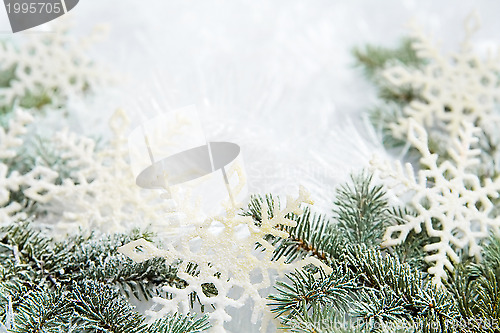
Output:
[0, 109, 34, 159]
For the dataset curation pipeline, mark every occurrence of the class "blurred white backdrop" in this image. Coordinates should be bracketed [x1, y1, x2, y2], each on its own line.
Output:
[63, 1, 500, 212]
[3, 1, 500, 331]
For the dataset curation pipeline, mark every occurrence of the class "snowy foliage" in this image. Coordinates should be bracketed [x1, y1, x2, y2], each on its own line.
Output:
[371, 119, 500, 285]
[0, 109, 58, 223]
[382, 14, 500, 143]
[119, 187, 330, 332]
[0, 108, 168, 235]
[44, 109, 168, 235]
[0, 19, 112, 111]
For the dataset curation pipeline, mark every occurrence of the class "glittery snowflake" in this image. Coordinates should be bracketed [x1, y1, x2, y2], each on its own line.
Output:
[371, 119, 500, 285]
[44, 109, 168, 235]
[0, 19, 113, 110]
[0, 109, 58, 223]
[119, 186, 330, 331]
[382, 13, 500, 141]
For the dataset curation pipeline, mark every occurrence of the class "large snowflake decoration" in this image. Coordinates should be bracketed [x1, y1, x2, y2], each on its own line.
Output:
[382, 14, 500, 141]
[0, 19, 113, 110]
[44, 109, 168, 235]
[0, 110, 58, 223]
[371, 119, 500, 285]
[119, 187, 329, 331]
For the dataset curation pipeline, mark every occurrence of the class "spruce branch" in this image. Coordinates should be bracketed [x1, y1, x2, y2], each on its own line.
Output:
[0, 221, 212, 332]
[352, 38, 424, 108]
[353, 38, 428, 155]
[274, 207, 341, 263]
[352, 38, 423, 82]
[70, 280, 147, 333]
[448, 252, 500, 332]
[9, 286, 72, 333]
[146, 313, 210, 333]
[483, 233, 500, 269]
[343, 245, 456, 322]
[241, 194, 276, 226]
[242, 194, 341, 264]
[384, 207, 429, 270]
[333, 172, 389, 247]
[0, 222, 186, 301]
[352, 287, 409, 330]
[268, 266, 357, 322]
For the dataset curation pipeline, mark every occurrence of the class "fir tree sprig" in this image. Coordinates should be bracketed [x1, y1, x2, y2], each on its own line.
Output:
[242, 194, 341, 263]
[242, 172, 393, 265]
[352, 38, 423, 82]
[268, 265, 357, 321]
[0, 221, 211, 332]
[264, 173, 500, 332]
[352, 38, 424, 106]
[352, 38, 426, 154]
[0, 278, 210, 333]
[333, 173, 389, 247]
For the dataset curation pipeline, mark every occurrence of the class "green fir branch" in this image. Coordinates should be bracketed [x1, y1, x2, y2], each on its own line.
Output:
[268, 265, 357, 321]
[0, 222, 211, 332]
[352, 38, 423, 82]
[147, 313, 210, 333]
[333, 172, 389, 247]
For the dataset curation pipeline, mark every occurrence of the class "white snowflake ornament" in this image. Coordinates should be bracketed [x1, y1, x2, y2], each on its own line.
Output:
[0, 19, 113, 110]
[372, 119, 500, 285]
[119, 187, 329, 331]
[383, 13, 500, 141]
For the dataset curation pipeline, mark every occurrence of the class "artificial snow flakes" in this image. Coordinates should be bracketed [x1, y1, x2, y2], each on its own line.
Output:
[382, 13, 500, 142]
[0, 109, 58, 223]
[0, 19, 112, 111]
[44, 109, 168, 235]
[371, 119, 500, 285]
[119, 186, 330, 332]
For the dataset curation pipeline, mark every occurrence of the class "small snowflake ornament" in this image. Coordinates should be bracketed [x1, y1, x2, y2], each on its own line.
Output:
[371, 119, 500, 285]
[383, 13, 500, 141]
